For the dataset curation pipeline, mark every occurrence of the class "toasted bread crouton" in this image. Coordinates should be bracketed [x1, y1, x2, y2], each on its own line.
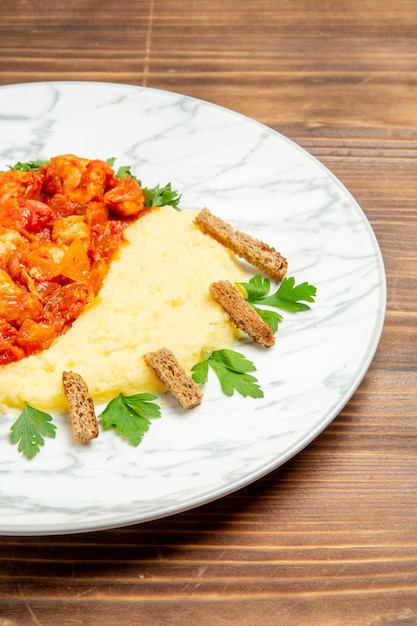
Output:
[62, 371, 99, 444]
[195, 208, 287, 281]
[209, 280, 275, 347]
[144, 348, 203, 410]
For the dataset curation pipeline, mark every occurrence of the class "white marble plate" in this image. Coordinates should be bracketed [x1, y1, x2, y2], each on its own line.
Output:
[0, 82, 386, 535]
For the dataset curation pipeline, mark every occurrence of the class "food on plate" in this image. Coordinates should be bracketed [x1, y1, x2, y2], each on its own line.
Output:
[1, 205, 244, 412]
[0, 154, 148, 366]
[195, 207, 287, 281]
[191, 348, 264, 399]
[1, 154, 317, 459]
[145, 348, 203, 410]
[10, 401, 57, 460]
[99, 390, 161, 447]
[209, 280, 275, 347]
[62, 371, 99, 444]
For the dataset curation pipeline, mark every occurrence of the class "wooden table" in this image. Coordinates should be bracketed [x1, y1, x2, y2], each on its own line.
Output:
[1, 1, 416, 624]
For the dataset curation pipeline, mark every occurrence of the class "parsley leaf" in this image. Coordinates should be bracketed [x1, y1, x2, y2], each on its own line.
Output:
[10, 402, 57, 460]
[110, 159, 182, 209]
[191, 349, 264, 399]
[238, 275, 316, 313]
[235, 273, 316, 336]
[113, 163, 141, 182]
[99, 393, 161, 446]
[264, 276, 317, 311]
[7, 160, 49, 172]
[252, 305, 282, 334]
[142, 183, 181, 209]
[236, 275, 317, 333]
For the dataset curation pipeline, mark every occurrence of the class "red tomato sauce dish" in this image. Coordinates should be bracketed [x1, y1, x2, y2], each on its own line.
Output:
[0, 154, 148, 364]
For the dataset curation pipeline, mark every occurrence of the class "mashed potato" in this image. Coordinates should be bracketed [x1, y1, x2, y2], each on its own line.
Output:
[0, 206, 244, 412]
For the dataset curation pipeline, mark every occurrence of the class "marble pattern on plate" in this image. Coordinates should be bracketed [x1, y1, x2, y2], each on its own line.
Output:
[0, 82, 386, 535]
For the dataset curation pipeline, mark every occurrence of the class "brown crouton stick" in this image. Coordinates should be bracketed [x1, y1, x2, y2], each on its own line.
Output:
[144, 348, 203, 409]
[209, 280, 275, 347]
[62, 371, 99, 444]
[195, 208, 287, 281]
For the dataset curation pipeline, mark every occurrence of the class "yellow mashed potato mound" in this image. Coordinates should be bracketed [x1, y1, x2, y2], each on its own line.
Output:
[0, 206, 244, 412]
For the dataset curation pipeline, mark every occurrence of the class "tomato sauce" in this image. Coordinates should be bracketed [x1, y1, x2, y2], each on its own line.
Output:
[0, 154, 148, 365]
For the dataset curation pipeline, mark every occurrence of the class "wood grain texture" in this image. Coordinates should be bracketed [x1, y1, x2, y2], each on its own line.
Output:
[1, 1, 417, 624]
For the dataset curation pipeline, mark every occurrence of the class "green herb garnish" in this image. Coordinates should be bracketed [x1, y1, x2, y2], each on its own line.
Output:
[6, 160, 49, 172]
[10, 402, 57, 460]
[99, 393, 161, 446]
[236, 274, 317, 333]
[112, 162, 137, 180]
[142, 183, 181, 209]
[110, 159, 181, 209]
[191, 349, 264, 399]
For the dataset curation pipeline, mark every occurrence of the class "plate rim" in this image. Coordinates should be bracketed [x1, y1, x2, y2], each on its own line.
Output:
[0, 80, 387, 535]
